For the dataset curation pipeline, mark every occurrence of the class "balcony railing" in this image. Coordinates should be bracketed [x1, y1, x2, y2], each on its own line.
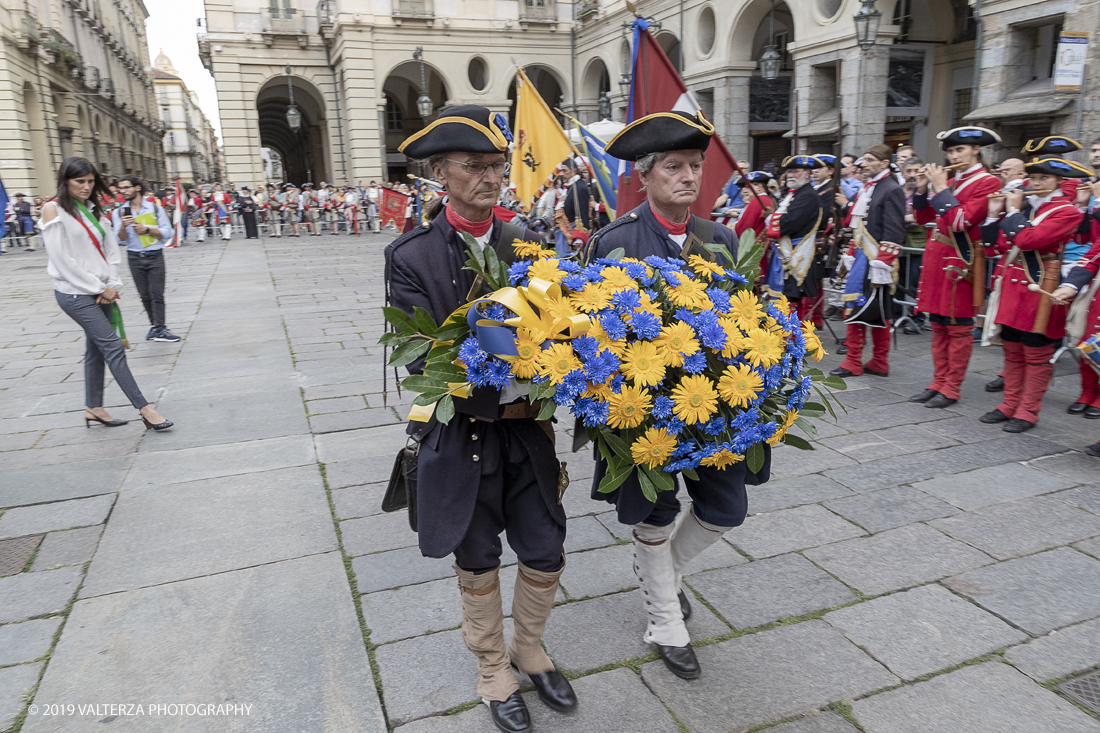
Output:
[393, 0, 432, 19]
[263, 6, 301, 33]
[576, 0, 597, 18]
[317, 0, 334, 30]
[13, 10, 39, 50]
[40, 28, 78, 67]
[518, 0, 556, 22]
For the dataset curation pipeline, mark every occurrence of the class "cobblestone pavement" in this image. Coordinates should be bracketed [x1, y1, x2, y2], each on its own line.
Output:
[1, 233, 1100, 733]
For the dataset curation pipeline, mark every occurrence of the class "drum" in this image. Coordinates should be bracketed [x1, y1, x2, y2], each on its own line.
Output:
[1078, 333, 1100, 374]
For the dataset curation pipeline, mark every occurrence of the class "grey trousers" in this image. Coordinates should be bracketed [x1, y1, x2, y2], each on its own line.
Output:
[56, 292, 148, 410]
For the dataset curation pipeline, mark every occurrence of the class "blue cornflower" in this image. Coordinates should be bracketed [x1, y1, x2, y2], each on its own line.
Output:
[707, 287, 731, 313]
[483, 358, 513, 389]
[458, 337, 488, 367]
[674, 308, 700, 329]
[561, 273, 589, 291]
[628, 311, 662, 340]
[608, 374, 626, 394]
[763, 364, 785, 390]
[599, 312, 628, 341]
[558, 259, 582, 273]
[652, 395, 675, 420]
[622, 261, 649, 282]
[572, 334, 600, 361]
[508, 260, 532, 285]
[726, 271, 749, 286]
[682, 351, 707, 374]
[581, 399, 610, 427]
[561, 368, 588, 400]
[583, 264, 605, 282]
[671, 439, 697, 458]
[698, 321, 727, 351]
[611, 289, 641, 313]
[702, 416, 727, 436]
[585, 350, 621, 385]
[657, 417, 686, 436]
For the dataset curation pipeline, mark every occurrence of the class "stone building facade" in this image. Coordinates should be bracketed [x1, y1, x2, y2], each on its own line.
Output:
[201, 0, 1097, 187]
[0, 0, 165, 197]
[153, 51, 218, 187]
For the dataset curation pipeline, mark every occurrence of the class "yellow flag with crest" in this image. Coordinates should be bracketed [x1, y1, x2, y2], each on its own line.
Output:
[510, 67, 575, 210]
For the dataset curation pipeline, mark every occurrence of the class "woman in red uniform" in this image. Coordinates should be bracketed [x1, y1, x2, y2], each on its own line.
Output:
[980, 157, 1088, 432]
[734, 171, 775, 241]
[909, 127, 1003, 409]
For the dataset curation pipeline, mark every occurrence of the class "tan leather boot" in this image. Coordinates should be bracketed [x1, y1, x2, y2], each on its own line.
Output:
[506, 561, 563, 674]
[454, 564, 518, 702]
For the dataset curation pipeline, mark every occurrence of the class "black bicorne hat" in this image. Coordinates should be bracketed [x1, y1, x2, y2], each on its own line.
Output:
[1024, 157, 1092, 178]
[781, 155, 823, 170]
[813, 154, 837, 168]
[605, 111, 714, 161]
[936, 126, 1001, 149]
[399, 105, 512, 159]
[743, 171, 774, 183]
[1021, 136, 1082, 156]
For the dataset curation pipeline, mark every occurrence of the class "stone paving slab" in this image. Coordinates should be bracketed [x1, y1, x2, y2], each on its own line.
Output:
[823, 584, 1026, 681]
[821, 450, 980, 493]
[121, 434, 316, 490]
[641, 620, 898, 733]
[0, 662, 44, 730]
[928, 496, 1100, 560]
[331, 482, 387, 520]
[24, 553, 385, 733]
[767, 713, 861, 733]
[341, 511, 419, 556]
[542, 589, 729, 673]
[140, 387, 310, 452]
[325, 457, 393, 488]
[851, 662, 1100, 733]
[352, 546, 453, 593]
[314, 424, 409, 464]
[30, 526, 103, 571]
[0, 457, 132, 508]
[1078, 536, 1100, 558]
[1005, 617, 1100, 682]
[1056, 485, 1100, 514]
[0, 494, 113, 539]
[564, 515, 617, 553]
[730, 504, 865, 558]
[746, 474, 857, 514]
[818, 424, 959, 462]
[913, 463, 1079, 511]
[768, 443, 857, 478]
[804, 523, 994, 596]
[1028, 452, 1100, 485]
[941, 434, 1067, 468]
[824, 486, 959, 533]
[360, 578, 462, 643]
[557, 544, 637, 599]
[689, 553, 857, 629]
[944, 547, 1100, 635]
[0, 617, 62, 666]
[397, 668, 681, 733]
[81, 465, 336, 597]
[0, 565, 82, 623]
[373, 627, 481, 725]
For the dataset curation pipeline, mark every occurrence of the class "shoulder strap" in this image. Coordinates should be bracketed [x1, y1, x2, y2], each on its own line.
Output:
[690, 215, 715, 244]
[1031, 204, 1076, 226]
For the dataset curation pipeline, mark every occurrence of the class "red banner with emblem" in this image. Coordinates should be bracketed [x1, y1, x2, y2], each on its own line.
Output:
[379, 188, 409, 230]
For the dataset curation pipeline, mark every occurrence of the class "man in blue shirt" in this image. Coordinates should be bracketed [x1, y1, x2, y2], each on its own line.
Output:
[112, 175, 179, 342]
[839, 154, 864, 200]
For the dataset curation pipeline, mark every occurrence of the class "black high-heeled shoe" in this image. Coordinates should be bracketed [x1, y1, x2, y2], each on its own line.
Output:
[141, 416, 174, 431]
[85, 413, 128, 428]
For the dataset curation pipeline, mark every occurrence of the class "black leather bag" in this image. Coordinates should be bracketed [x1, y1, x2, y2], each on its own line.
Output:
[381, 441, 419, 532]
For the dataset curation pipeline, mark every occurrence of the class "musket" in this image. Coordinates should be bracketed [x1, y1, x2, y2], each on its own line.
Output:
[824, 79, 847, 270]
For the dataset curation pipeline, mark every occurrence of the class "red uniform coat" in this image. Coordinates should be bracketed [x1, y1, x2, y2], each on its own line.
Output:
[734, 193, 772, 242]
[1064, 237, 1100, 342]
[912, 166, 1001, 318]
[993, 198, 1083, 339]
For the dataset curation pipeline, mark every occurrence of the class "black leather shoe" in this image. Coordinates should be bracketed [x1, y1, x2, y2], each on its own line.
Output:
[830, 367, 854, 377]
[524, 669, 577, 713]
[984, 376, 1004, 392]
[903, 324, 921, 335]
[1086, 407, 1100, 419]
[909, 389, 939, 403]
[925, 394, 957, 409]
[1086, 442, 1100, 457]
[864, 368, 889, 377]
[657, 643, 701, 680]
[679, 590, 692, 621]
[489, 692, 531, 733]
[836, 344, 849, 354]
[1003, 418, 1035, 433]
[979, 410, 1009, 424]
[1068, 402, 1089, 415]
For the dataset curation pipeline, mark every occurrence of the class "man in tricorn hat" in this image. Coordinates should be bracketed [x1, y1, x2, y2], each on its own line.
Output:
[584, 110, 770, 681]
[764, 155, 826, 323]
[386, 105, 577, 733]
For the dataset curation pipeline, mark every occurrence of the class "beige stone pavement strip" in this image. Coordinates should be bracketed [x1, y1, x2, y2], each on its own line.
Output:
[3, 234, 1100, 732]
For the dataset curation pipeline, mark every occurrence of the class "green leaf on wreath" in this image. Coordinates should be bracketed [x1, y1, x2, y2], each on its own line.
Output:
[389, 338, 432, 367]
[412, 307, 441, 337]
[401, 374, 446, 391]
[435, 394, 456, 425]
[637, 468, 659, 503]
[598, 465, 633, 494]
[378, 331, 409, 347]
[782, 433, 814, 450]
[747, 442, 765, 474]
[643, 465, 674, 493]
[823, 375, 848, 390]
[536, 399, 557, 421]
[681, 468, 699, 481]
[413, 390, 451, 406]
[794, 417, 818, 439]
[604, 247, 626, 261]
[382, 306, 417, 334]
[601, 430, 632, 462]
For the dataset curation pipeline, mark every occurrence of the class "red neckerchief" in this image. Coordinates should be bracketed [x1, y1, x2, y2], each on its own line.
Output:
[651, 207, 689, 236]
[445, 204, 493, 237]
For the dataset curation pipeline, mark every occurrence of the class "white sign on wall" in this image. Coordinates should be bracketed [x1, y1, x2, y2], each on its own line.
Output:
[1054, 31, 1089, 92]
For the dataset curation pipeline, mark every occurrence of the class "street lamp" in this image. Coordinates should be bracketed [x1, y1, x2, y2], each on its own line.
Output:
[413, 47, 433, 119]
[285, 65, 301, 132]
[759, 0, 781, 80]
[854, 0, 882, 51]
[618, 73, 631, 96]
[598, 91, 612, 119]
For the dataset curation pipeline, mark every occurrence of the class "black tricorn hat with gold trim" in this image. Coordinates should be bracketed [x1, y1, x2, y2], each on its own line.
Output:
[398, 105, 512, 159]
[781, 155, 824, 170]
[1022, 136, 1082, 157]
[1024, 157, 1092, 178]
[936, 126, 1001, 149]
[605, 111, 714, 161]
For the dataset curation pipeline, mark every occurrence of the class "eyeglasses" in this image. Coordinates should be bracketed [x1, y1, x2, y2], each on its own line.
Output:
[445, 159, 510, 177]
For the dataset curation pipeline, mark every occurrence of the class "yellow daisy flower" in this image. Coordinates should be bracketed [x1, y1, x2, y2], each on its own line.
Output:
[571, 282, 611, 313]
[774, 294, 793, 316]
[654, 322, 700, 368]
[665, 277, 711, 310]
[740, 327, 785, 369]
[687, 254, 727, 280]
[511, 328, 544, 380]
[802, 321, 827, 361]
[717, 364, 763, 408]
[536, 342, 581, 385]
[728, 291, 764, 329]
[542, 293, 578, 324]
[607, 384, 653, 429]
[621, 340, 667, 387]
[671, 374, 719, 425]
[512, 239, 548, 259]
[767, 409, 799, 447]
[700, 447, 744, 470]
[600, 266, 637, 291]
[528, 258, 565, 283]
[584, 381, 615, 402]
[634, 291, 662, 318]
[631, 427, 678, 469]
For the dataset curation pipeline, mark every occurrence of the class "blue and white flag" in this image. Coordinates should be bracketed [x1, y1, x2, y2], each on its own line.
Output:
[574, 120, 621, 220]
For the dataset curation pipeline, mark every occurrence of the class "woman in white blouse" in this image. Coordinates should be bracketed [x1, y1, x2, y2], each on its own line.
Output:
[42, 157, 173, 431]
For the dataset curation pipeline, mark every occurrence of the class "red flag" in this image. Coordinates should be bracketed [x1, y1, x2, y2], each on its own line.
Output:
[379, 188, 409, 229]
[619, 23, 736, 220]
